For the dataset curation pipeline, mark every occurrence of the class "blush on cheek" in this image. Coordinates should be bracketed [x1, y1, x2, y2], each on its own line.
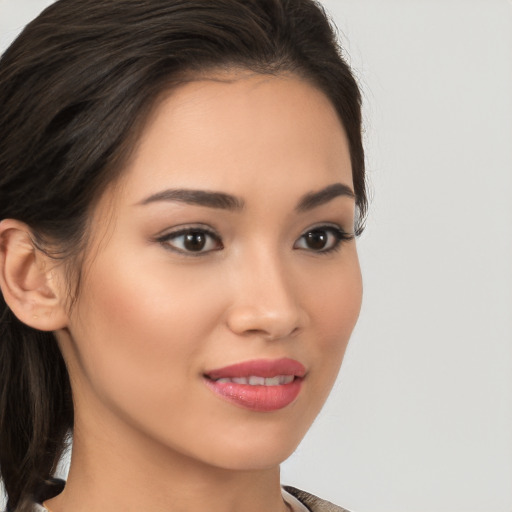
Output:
[74, 251, 222, 387]
[310, 272, 362, 385]
[320, 274, 362, 336]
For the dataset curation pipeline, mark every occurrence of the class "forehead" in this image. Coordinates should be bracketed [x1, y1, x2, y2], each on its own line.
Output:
[114, 72, 352, 207]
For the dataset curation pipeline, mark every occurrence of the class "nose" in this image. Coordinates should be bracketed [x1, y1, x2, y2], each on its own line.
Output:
[225, 251, 306, 341]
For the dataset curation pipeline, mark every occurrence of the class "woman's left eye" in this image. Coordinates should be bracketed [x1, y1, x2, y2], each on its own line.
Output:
[294, 225, 353, 253]
[157, 228, 223, 255]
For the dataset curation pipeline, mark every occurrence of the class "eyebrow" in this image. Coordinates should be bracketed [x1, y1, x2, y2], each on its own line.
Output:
[295, 183, 355, 212]
[137, 182, 354, 212]
[138, 188, 244, 210]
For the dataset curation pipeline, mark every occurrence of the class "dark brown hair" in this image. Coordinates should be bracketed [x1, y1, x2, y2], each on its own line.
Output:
[0, 1, 366, 510]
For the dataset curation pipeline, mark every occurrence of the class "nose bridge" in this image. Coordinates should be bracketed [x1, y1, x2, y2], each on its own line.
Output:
[226, 244, 304, 339]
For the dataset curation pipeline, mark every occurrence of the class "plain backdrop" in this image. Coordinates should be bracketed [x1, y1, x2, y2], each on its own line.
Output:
[1, 1, 511, 511]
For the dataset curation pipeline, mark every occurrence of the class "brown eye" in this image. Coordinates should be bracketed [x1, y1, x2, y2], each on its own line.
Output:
[303, 230, 329, 250]
[158, 228, 222, 255]
[183, 231, 207, 251]
[294, 225, 353, 253]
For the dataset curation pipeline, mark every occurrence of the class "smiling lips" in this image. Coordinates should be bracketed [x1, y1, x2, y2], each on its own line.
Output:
[204, 358, 306, 412]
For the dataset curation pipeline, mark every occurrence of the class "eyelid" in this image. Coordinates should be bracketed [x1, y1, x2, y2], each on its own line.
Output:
[152, 222, 353, 256]
[299, 222, 354, 240]
[295, 223, 354, 253]
[300, 221, 352, 234]
[154, 224, 223, 256]
[153, 222, 216, 238]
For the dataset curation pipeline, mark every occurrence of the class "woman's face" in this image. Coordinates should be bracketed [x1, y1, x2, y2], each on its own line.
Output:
[58, 72, 362, 471]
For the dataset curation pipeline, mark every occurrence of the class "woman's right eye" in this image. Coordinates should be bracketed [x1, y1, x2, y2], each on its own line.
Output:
[157, 228, 223, 255]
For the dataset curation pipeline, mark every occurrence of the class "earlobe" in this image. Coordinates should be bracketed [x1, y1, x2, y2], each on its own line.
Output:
[0, 219, 69, 331]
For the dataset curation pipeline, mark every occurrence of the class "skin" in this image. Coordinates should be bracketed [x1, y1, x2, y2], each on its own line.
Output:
[3, 72, 362, 512]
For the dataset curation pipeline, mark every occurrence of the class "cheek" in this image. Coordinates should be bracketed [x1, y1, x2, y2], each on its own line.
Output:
[77, 245, 223, 343]
[320, 271, 362, 347]
[67, 249, 226, 411]
[308, 248, 362, 333]
[304, 254, 362, 391]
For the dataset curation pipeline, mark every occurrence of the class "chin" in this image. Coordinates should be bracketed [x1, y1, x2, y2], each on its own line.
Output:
[202, 441, 301, 472]
[175, 414, 311, 472]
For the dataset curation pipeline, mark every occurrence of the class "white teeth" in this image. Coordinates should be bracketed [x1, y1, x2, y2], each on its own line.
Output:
[215, 375, 295, 386]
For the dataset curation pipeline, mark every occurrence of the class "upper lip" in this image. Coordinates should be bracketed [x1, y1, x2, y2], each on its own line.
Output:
[205, 357, 306, 380]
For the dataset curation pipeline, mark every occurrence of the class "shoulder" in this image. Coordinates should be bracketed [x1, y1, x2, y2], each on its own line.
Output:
[283, 486, 351, 512]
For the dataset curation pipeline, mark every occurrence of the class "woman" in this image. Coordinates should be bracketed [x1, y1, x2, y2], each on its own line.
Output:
[0, 1, 367, 511]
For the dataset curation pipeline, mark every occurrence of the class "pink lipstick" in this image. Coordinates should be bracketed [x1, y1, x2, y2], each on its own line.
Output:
[204, 358, 306, 412]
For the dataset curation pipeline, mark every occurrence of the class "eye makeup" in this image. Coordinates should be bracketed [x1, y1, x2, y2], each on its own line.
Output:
[154, 221, 354, 258]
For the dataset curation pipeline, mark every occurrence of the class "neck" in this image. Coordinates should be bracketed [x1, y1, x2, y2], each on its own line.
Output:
[47, 407, 288, 512]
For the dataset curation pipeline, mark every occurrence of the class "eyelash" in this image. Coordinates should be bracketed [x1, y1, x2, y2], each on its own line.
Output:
[156, 226, 223, 257]
[294, 224, 354, 254]
[155, 224, 354, 256]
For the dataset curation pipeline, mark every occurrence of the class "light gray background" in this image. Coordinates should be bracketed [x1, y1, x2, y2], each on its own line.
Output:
[1, 1, 511, 511]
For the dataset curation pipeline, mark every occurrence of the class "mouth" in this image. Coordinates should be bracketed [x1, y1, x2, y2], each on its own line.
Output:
[203, 358, 306, 412]
[212, 375, 295, 386]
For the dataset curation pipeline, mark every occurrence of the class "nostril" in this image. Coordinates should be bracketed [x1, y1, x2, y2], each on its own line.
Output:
[234, 327, 300, 341]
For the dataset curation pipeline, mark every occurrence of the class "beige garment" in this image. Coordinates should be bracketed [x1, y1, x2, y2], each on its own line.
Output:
[283, 486, 350, 512]
[282, 487, 311, 512]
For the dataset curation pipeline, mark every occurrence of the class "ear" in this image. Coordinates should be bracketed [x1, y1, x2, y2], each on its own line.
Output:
[0, 219, 69, 331]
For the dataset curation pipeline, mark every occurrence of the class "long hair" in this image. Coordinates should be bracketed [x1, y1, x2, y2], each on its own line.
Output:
[0, 1, 366, 510]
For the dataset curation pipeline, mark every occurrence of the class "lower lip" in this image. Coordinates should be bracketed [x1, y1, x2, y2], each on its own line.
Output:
[204, 378, 303, 412]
